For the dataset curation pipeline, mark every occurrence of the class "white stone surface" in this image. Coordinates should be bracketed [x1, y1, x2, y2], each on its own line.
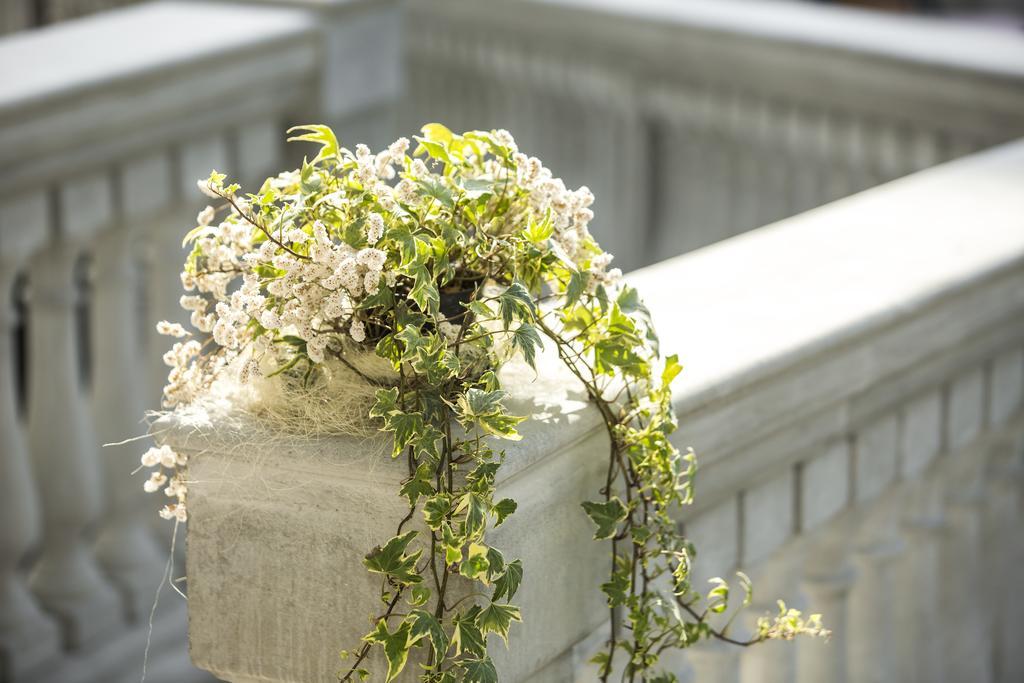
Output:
[948, 367, 986, 453]
[800, 440, 849, 532]
[743, 469, 794, 565]
[684, 496, 740, 587]
[989, 347, 1023, 426]
[900, 390, 942, 478]
[854, 415, 899, 503]
[58, 171, 113, 240]
[0, 192, 61, 681]
[121, 153, 173, 220]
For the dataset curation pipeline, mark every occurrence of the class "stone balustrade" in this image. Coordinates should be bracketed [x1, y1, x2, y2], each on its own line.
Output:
[168, 139, 1024, 682]
[2, 0, 1024, 682]
[406, 0, 1024, 271]
[0, 2, 397, 680]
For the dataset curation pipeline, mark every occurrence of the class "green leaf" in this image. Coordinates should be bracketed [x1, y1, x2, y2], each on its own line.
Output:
[409, 264, 440, 316]
[707, 577, 729, 614]
[385, 411, 425, 457]
[600, 567, 630, 607]
[451, 607, 486, 656]
[461, 493, 487, 538]
[522, 213, 554, 244]
[485, 546, 505, 579]
[581, 498, 628, 540]
[286, 124, 339, 161]
[420, 122, 454, 145]
[363, 531, 422, 585]
[479, 603, 522, 646]
[662, 354, 683, 387]
[462, 657, 498, 683]
[363, 620, 411, 682]
[492, 559, 523, 602]
[492, 498, 517, 527]
[400, 464, 435, 506]
[461, 541, 490, 581]
[409, 609, 448, 657]
[496, 282, 535, 329]
[409, 584, 431, 607]
[511, 322, 541, 369]
[423, 494, 451, 530]
[415, 177, 454, 208]
[737, 571, 753, 608]
[369, 387, 399, 419]
[442, 523, 463, 565]
[565, 270, 587, 306]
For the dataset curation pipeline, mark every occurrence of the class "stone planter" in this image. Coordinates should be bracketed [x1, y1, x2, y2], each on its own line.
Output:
[161, 355, 611, 683]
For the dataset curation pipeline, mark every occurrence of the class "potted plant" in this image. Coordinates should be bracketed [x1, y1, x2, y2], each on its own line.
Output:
[142, 124, 826, 682]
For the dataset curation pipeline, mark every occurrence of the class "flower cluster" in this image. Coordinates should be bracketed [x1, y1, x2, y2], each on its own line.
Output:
[138, 444, 188, 521]
[145, 124, 617, 521]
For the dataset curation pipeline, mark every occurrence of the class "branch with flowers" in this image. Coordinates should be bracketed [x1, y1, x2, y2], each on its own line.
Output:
[140, 123, 828, 682]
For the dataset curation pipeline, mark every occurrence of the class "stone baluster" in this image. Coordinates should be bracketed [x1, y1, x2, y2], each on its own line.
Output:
[687, 639, 741, 683]
[847, 535, 903, 683]
[797, 569, 852, 683]
[738, 468, 799, 683]
[794, 439, 853, 683]
[0, 193, 61, 680]
[92, 158, 169, 621]
[26, 176, 123, 648]
[938, 367, 993, 682]
[848, 412, 904, 683]
[146, 135, 229, 402]
[897, 389, 946, 683]
[985, 348, 1024, 683]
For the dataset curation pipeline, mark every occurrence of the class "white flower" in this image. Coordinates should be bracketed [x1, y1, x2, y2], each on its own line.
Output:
[366, 213, 385, 244]
[159, 505, 175, 520]
[196, 179, 220, 198]
[307, 335, 329, 363]
[144, 471, 168, 493]
[196, 205, 216, 227]
[158, 445, 178, 469]
[363, 271, 380, 296]
[357, 248, 387, 270]
[260, 309, 281, 329]
[179, 295, 207, 312]
[349, 320, 366, 343]
[494, 129, 518, 152]
[140, 447, 161, 468]
[156, 321, 189, 338]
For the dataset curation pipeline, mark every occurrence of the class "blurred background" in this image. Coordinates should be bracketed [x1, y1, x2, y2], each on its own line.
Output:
[1, 0, 1023, 681]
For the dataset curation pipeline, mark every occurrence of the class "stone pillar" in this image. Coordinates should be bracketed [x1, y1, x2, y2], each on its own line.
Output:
[687, 639, 741, 683]
[91, 158, 168, 622]
[847, 537, 903, 683]
[897, 389, 946, 683]
[941, 493, 993, 683]
[797, 570, 851, 683]
[27, 174, 124, 647]
[26, 233, 123, 648]
[0, 193, 62, 680]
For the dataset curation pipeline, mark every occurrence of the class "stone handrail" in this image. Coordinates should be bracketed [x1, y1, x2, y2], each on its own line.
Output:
[171, 139, 1024, 682]
[406, 0, 1024, 271]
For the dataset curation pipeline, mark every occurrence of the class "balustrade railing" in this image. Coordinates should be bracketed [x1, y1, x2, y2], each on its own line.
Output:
[1, 0, 1023, 681]
[406, 0, 1024, 271]
[0, 3, 320, 680]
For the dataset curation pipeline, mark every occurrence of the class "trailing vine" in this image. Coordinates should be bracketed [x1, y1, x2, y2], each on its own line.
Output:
[143, 124, 827, 682]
